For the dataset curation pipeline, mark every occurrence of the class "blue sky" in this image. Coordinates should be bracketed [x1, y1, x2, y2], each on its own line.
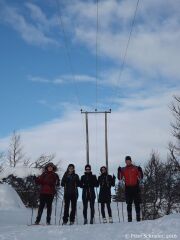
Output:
[0, 0, 180, 172]
[0, 0, 118, 136]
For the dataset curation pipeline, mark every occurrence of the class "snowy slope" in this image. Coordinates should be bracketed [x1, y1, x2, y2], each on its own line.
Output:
[0, 184, 29, 226]
[0, 184, 25, 209]
[0, 213, 179, 240]
[0, 184, 179, 240]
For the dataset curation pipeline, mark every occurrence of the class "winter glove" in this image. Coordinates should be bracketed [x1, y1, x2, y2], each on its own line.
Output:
[112, 174, 116, 186]
[55, 186, 61, 195]
[56, 186, 61, 192]
[139, 179, 144, 188]
[118, 180, 125, 188]
[33, 175, 37, 180]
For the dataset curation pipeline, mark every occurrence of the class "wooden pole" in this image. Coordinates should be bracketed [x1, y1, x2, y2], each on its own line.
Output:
[105, 111, 109, 172]
[81, 109, 111, 166]
[85, 112, 90, 165]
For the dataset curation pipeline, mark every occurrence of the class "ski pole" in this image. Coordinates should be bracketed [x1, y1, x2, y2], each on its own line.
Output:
[115, 185, 120, 223]
[96, 188, 101, 224]
[116, 201, 120, 223]
[122, 201, 124, 222]
[54, 192, 58, 225]
[140, 183, 144, 221]
[59, 198, 64, 225]
[30, 180, 38, 225]
[119, 181, 125, 222]
[30, 190, 38, 225]
[75, 205, 78, 225]
[31, 205, 34, 225]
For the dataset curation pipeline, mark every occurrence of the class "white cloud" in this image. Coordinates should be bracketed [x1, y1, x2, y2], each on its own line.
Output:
[64, 0, 180, 80]
[28, 74, 96, 85]
[28, 75, 50, 83]
[28, 69, 144, 91]
[1, 0, 180, 82]
[25, 2, 58, 31]
[99, 68, 144, 89]
[0, 1, 59, 47]
[0, 90, 176, 174]
[1, 0, 180, 81]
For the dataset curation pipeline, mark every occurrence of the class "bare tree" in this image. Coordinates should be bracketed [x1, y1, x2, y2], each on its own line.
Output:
[23, 157, 31, 167]
[169, 95, 180, 167]
[30, 154, 56, 169]
[7, 131, 24, 167]
[167, 95, 180, 212]
[0, 152, 4, 174]
[163, 156, 180, 214]
[142, 150, 180, 220]
[170, 95, 180, 140]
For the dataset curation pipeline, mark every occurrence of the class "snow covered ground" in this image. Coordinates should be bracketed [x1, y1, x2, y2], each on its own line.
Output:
[0, 184, 179, 240]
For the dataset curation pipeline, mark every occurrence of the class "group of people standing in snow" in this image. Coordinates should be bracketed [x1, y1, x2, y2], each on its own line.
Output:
[34, 156, 143, 226]
[60, 163, 115, 225]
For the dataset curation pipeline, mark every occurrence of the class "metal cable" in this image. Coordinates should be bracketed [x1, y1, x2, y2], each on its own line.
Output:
[116, 0, 140, 96]
[56, 0, 82, 109]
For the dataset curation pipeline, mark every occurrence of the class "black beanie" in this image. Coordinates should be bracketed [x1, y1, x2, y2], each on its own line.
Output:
[85, 164, 91, 170]
[68, 164, 75, 169]
[100, 166, 107, 173]
[125, 156, 132, 161]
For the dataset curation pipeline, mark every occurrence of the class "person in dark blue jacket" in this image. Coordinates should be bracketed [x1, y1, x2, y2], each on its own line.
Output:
[61, 164, 80, 225]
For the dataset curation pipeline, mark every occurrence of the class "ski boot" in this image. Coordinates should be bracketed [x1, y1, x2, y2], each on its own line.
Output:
[128, 215, 132, 222]
[34, 221, 39, 225]
[70, 221, 74, 225]
[90, 218, 93, 224]
[46, 218, 51, 225]
[84, 219, 88, 225]
[103, 218, 107, 223]
[136, 214, 141, 222]
[62, 221, 67, 225]
[109, 217, 113, 223]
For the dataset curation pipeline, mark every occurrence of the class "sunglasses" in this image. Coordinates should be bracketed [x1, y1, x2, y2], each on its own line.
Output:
[85, 168, 91, 171]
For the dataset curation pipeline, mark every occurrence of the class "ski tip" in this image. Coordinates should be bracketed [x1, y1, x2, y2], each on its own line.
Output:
[27, 223, 46, 226]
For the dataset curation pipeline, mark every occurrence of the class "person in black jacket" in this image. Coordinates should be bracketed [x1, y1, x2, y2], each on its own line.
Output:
[80, 164, 98, 224]
[98, 166, 115, 223]
[61, 164, 80, 225]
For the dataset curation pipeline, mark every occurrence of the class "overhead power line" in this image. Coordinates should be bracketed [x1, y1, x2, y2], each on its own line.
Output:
[116, 0, 140, 96]
[56, 0, 82, 109]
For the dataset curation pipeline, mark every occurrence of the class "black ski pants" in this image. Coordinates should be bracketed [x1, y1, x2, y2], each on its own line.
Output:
[36, 194, 54, 223]
[125, 186, 141, 218]
[83, 198, 95, 220]
[63, 195, 77, 223]
[100, 202, 112, 218]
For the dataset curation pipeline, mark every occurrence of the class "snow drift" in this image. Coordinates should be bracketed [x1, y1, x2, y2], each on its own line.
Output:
[0, 184, 25, 210]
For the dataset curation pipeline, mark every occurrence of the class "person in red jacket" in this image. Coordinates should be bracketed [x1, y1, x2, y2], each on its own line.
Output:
[35, 162, 60, 225]
[118, 156, 143, 222]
